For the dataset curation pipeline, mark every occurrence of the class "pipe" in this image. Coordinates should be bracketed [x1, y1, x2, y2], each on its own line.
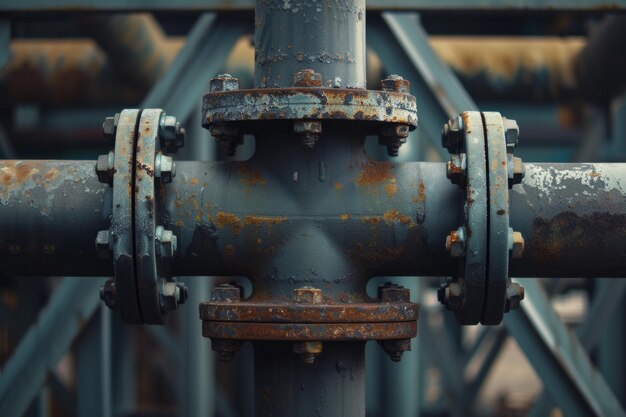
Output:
[1, 156, 624, 279]
[575, 15, 626, 103]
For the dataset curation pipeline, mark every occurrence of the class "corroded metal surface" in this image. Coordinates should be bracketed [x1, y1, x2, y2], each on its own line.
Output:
[202, 87, 417, 131]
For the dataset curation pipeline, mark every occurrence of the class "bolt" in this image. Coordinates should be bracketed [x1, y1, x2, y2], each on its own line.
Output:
[293, 69, 322, 87]
[294, 120, 322, 149]
[294, 287, 323, 304]
[211, 283, 242, 302]
[507, 154, 525, 187]
[293, 341, 323, 364]
[378, 339, 411, 362]
[102, 113, 120, 144]
[210, 74, 240, 92]
[155, 152, 176, 184]
[441, 115, 464, 154]
[445, 226, 466, 258]
[95, 151, 115, 186]
[210, 124, 242, 157]
[160, 279, 188, 312]
[437, 280, 464, 310]
[95, 230, 111, 259]
[446, 153, 467, 187]
[379, 124, 410, 157]
[100, 279, 117, 310]
[155, 225, 177, 258]
[503, 117, 519, 148]
[159, 114, 185, 153]
[379, 282, 410, 302]
[378, 74, 411, 94]
[508, 228, 525, 259]
[211, 339, 242, 363]
[505, 282, 525, 312]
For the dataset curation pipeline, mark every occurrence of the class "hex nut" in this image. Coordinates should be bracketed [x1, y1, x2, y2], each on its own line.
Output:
[211, 339, 243, 363]
[294, 287, 323, 304]
[378, 74, 410, 94]
[155, 153, 176, 184]
[503, 117, 520, 148]
[509, 229, 525, 259]
[155, 225, 177, 258]
[446, 153, 467, 187]
[159, 114, 185, 153]
[443, 281, 464, 310]
[505, 282, 525, 312]
[102, 113, 119, 143]
[160, 280, 187, 311]
[210, 74, 240, 92]
[379, 283, 410, 302]
[293, 69, 322, 87]
[441, 115, 464, 154]
[210, 123, 243, 157]
[96, 151, 115, 185]
[100, 279, 117, 310]
[378, 338, 411, 362]
[507, 154, 525, 187]
[379, 124, 410, 157]
[211, 283, 242, 302]
[293, 341, 323, 364]
[445, 226, 466, 258]
[294, 120, 322, 149]
[95, 230, 111, 259]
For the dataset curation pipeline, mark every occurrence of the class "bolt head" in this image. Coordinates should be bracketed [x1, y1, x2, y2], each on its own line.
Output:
[210, 74, 240, 92]
[293, 341, 323, 364]
[294, 121, 322, 149]
[102, 113, 119, 143]
[379, 75, 411, 94]
[378, 339, 411, 362]
[95, 230, 111, 259]
[505, 282, 525, 312]
[211, 283, 242, 302]
[155, 153, 175, 184]
[100, 279, 117, 310]
[293, 69, 322, 87]
[509, 230, 525, 259]
[445, 227, 466, 258]
[441, 115, 464, 153]
[159, 114, 185, 153]
[294, 287, 323, 304]
[96, 151, 114, 185]
[155, 225, 177, 258]
[503, 117, 520, 148]
[440, 281, 464, 310]
[211, 339, 242, 363]
[507, 154, 525, 187]
[446, 153, 466, 187]
[379, 283, 410, 302]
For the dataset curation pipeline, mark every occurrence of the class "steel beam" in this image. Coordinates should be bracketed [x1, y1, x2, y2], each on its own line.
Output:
[1, 0, 625, 12]
[504, 279, 626, 417]
[0, 277, 106, 417]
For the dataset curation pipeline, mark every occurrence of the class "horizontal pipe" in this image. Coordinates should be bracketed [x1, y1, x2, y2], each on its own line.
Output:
[0, 159, 624, 279]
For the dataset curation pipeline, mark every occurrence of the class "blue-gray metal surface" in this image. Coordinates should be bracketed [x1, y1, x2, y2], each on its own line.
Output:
[504, 279, 626, 417]
[0, 19, 9, 71]
[0, 277, 106, 417]
[2, 0, 625, 11]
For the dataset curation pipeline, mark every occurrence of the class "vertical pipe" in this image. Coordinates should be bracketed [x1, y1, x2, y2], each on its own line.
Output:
[254, 342, 366, 417]
[254, 0, 366, 88]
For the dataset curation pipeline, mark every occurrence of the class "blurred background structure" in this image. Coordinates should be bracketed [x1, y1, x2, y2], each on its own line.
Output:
[0, 1, 626, 417]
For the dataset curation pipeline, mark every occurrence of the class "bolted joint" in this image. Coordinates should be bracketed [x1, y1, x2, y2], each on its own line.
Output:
[211, 283, 242, 302]
[294, 120, 322, 149]
[445, 226, 466, 258]
[446, 153, 467, 187]
[154, 152, 176, 184]
[507, 154, 525, 187]
[159, 114, 185, 153]
[102, 113, 120, 144]
[95, 230, 111, 259]
[293, 69, 322, 87]
[294, 287, 323, 304]
[211, 339, 242, 363]
[378, 74, 410, 94]
[100, 279, 117, 310]
[293, 341, 323, 365]
[441, 115, 464, 154]
[378, 339, 411, 362]
[379, 124, 410, 157]
[438, 281, 464, 310]
[504, 282, 525, 312]
[508, 228, 525, 259]
[210, 74, 240, 92]
[160, 279, 188, 312]
[155, 225, 177, 258]
[503, 117, 520, 148]
[378, 282, 410, 303]
[210, 123, 243, 157]
[95, 151, 115, 186]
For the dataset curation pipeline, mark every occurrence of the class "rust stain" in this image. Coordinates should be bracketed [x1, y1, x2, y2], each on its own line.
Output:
[215, 211, 243, 236]
[383, 209, 412, 225]
[362, 216, 382, 224]
[356, 161, 394, 186]
[191, 178, 199, 185]
[237, 163, 266, 187]
[224, 244, 236, 257]
[243, 215, 287, 226]
[339, 214, 351, 221]
[385, 182, 398, 196]
[175, 220, 184, 227]
[334, 182, 343, 190]
[418, 181, 426, 202]
[589, 172, 601, 178]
